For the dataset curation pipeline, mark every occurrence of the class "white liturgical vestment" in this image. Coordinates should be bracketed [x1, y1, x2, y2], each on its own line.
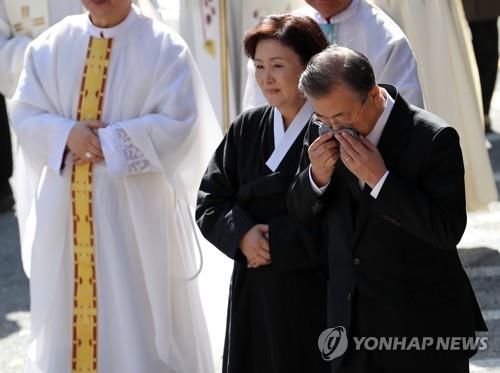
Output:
[11, 6, 220, 373]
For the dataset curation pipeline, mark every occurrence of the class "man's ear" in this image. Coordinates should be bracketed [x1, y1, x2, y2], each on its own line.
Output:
[368, 84, 380, 100]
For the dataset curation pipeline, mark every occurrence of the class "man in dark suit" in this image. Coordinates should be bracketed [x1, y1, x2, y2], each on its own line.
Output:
[287, 46, 487, 373]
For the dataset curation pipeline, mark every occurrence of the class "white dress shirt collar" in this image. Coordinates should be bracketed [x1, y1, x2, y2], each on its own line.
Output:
[365, 87, 395, 147]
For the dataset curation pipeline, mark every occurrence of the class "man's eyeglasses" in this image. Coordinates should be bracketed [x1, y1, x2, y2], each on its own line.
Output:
[312, 97, 367, 130]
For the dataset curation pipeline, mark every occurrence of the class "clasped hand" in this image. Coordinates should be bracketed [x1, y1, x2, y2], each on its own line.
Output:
[240, 224, 271, 269]
[335, 132, 387, 188]
[67, 120, 106, 165]
[309, 131, 387, 189]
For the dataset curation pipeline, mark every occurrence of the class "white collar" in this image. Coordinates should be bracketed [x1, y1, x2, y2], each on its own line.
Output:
[310, 0, 361, 24]
[266, 101, 313, 172]
[87, 4, 139, 39]
[366, 88, 395, 147]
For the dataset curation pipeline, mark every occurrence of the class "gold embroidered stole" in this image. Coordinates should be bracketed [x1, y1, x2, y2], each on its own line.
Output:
[71, 37, 112, 373]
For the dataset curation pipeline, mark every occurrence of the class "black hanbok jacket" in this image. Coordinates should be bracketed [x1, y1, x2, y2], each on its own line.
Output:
[197, 106, 329, 373]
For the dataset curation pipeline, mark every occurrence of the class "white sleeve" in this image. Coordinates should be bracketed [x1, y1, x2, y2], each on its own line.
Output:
[98, 114, 181, 177]
[375, 37, 424, 108]
[370, 170, 389, 199]
[10, 44, 76, 174]
[241, 59, 268, 111]
[309, 165, 330, 196]
[0, 1, 31, 97]
[98, 44, 199, 177]
[99, 38, 221, 206]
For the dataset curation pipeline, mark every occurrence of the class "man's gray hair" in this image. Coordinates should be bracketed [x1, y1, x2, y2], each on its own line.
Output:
[298, 45, 376, 101]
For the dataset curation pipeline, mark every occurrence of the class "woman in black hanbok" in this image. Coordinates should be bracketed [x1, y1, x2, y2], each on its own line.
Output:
[196, 15, 330, 373]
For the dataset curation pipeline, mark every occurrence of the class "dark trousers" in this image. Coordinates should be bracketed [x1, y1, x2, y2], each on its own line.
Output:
[469, 18, 499, 116]
[338, 293, 471, 373]
[0, 94, 12, 186]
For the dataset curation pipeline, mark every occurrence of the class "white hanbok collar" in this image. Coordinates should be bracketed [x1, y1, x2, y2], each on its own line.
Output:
[87, 4, 139, 38]
[265, 101, 313, 172]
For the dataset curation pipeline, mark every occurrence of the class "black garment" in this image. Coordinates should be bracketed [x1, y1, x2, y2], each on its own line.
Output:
[197, 106, 329, 373]
[0, 94, 12, 182]
[469, 18, 499, 119]
[338, 292, 472, 373]
[0, 94, 14, 212]
[462, 0, 500, 22]
[287, 85, 487, 373]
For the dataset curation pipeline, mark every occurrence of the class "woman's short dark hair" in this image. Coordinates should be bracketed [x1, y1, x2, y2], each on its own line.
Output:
[243, 14, 329, 66]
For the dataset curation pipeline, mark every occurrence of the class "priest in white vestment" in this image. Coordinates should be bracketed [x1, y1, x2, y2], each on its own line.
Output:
[242, 0, 424, 110]
[0, 0, 159, 97]
[370, 0, 497, 210]
[10, 1, 219, 372]
[0, 0, 81, 97]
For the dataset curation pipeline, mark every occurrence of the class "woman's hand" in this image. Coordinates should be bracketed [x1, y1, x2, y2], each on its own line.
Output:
[240, 224, 271, 269]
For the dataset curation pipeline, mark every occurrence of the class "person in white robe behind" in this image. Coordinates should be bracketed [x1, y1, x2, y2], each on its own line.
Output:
[10, 0, 220, 372]
[0, 0, 82, 97]
[242, 0, 424, 110]
[0, 0, 159, 97]
[370, 0, 497, 210]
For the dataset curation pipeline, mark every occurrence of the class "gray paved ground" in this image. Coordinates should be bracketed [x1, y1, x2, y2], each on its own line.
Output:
[0, 210, 29, 372]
